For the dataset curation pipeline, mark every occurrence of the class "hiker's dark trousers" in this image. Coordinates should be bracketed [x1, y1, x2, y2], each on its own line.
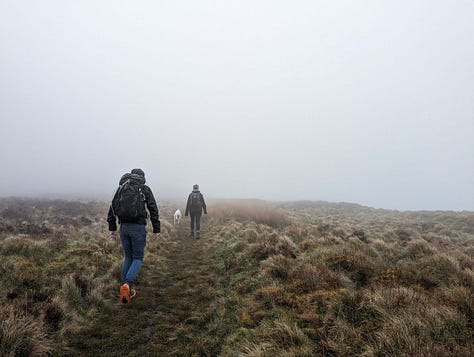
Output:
[190, 212, 201, 232]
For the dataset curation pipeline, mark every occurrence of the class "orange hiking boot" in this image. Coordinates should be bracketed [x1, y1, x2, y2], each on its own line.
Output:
[119, 283, 131, 304]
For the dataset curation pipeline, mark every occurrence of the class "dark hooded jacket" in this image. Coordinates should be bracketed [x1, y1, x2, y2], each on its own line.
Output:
[107, 173, 160, 233]
[185, 190, 207, 216]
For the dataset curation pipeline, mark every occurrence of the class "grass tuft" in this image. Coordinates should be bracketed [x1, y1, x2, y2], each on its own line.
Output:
[0, 309, 52, 356]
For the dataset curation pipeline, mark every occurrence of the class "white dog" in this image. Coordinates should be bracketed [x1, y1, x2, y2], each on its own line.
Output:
[173, 209, 182, 226]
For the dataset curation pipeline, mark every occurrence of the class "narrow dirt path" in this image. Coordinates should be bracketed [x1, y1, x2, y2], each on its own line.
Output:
[70, 225, 223, 356]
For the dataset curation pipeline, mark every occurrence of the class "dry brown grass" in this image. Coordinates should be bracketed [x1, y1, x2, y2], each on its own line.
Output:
[2, 198, 473, 355]
[209, 200, 290, 228]
[0, 199, 122, 353]
[216, 202, 474, 356]
[0, 308, 52, 356]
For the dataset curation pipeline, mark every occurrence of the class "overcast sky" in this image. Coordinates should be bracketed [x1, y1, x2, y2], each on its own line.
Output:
[0, 1, 473, 210]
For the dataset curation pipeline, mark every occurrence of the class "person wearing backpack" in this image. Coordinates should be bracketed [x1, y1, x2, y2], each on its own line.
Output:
[107, 168, 161, 304]
[185, 184, 207, 239]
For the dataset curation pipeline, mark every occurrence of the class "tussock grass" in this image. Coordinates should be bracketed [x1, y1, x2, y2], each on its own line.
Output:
[1, 198, 473, 355]
[0, 199, 122, 353]
[213, 202, 474, 356]
[249, 233, 298, 261]
[0, 309, 52, 356]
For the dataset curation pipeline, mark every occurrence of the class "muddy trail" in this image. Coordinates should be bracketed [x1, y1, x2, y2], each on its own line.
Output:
[70, 225, 226, 356]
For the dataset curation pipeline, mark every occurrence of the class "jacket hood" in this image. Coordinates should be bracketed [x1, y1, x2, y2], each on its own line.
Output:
[192, 190, 200, 193]
[119, 173, 146, 185]
[131, 168, 145, 177]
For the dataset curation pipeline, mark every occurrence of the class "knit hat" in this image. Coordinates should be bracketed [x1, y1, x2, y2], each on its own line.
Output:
[193, 184, 199, 190]
[131, 168, 145, 177]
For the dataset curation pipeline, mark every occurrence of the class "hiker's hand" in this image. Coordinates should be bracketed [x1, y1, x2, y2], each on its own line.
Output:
[110, 231, 117, 240]
[154, 233, 160, 239]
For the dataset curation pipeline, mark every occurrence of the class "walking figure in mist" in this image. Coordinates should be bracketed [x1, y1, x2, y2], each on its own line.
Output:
[107, 168, 161, 304]
[185, 184, 207, 239]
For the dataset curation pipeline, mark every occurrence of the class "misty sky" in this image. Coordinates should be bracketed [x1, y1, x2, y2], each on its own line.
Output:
[1, 1, 473, 210]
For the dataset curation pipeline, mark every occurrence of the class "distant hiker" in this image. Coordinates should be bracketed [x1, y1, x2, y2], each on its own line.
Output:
[107, 168, 161, 304]
[185, 184, 207, 239]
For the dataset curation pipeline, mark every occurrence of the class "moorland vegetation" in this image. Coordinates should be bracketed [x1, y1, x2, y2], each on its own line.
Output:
[0, 198, 473, 356]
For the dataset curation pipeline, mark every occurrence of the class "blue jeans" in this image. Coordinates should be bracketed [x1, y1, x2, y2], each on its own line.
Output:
[120, 223, 147, 289]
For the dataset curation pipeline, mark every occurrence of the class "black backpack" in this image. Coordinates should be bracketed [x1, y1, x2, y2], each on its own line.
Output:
[190, 192, 202, 211]
[112, 178, 146, 221]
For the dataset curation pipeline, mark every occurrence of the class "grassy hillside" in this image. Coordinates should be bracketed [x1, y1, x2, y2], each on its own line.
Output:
[0, 198, 473, 356]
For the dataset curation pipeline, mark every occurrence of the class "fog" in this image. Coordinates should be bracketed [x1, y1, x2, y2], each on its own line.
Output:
[1, 1, 473, 210]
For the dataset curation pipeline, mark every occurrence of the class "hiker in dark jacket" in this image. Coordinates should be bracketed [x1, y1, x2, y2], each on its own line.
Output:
[185, 184, 207, 239]
[107, 168, 161, 304]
